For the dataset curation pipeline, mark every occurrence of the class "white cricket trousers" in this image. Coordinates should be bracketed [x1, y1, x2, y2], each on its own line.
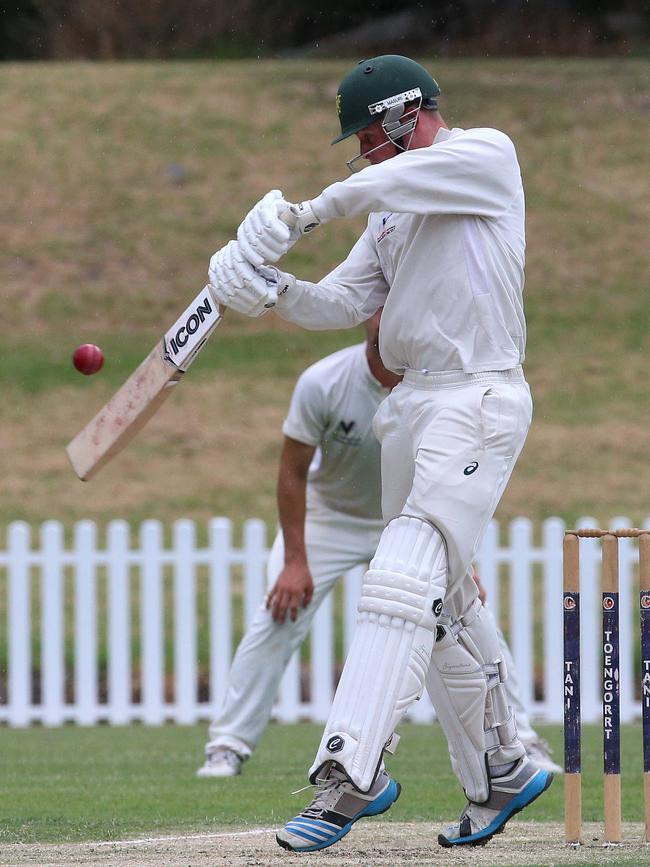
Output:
[373, 366, 533, 616]
[205, 509, 383, 757]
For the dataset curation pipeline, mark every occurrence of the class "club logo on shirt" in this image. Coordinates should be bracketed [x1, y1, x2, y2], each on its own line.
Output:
[333, 420, 362, 446]
[376, 222, 396, 245]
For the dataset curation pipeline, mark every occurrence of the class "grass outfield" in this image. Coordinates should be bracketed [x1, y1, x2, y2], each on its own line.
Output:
[0, 59, 648, 530]
[0, 721, 646, 844]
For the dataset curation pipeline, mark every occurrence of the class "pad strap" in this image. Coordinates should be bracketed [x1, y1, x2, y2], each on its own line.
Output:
[426, 598, 525, 802]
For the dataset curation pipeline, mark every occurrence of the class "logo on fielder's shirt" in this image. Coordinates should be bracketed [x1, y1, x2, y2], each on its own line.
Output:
[464, 462, 479, 476]
[333, 420, 362, 446]
[327, 735, 345, 754]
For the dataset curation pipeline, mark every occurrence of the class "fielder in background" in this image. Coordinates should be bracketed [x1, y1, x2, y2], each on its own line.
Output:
[207, 54, 554, 850]
[197, 312, 561, 780]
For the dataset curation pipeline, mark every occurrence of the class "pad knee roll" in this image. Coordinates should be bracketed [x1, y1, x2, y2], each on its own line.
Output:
[309, 516, 448, 791]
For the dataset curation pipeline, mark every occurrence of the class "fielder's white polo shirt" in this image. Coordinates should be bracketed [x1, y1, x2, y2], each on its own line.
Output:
[282, 343, 388, 520]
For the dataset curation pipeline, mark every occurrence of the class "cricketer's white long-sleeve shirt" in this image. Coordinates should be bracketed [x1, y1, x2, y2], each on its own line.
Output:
[276, 126, 527, 375]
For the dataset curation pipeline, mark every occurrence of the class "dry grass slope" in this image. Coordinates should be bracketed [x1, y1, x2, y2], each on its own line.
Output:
[0, 58, 648, 530]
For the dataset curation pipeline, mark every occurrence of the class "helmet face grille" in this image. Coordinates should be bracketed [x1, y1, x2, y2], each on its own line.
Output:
[333, 55, 440, 144]
[381, 101, 420, 143]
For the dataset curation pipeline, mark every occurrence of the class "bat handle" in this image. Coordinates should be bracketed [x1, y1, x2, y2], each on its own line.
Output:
[203, 285, 227, 320]
[279, 208, 297, 229]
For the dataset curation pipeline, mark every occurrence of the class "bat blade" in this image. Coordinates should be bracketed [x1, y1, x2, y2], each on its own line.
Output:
[66, 287, 222, 481]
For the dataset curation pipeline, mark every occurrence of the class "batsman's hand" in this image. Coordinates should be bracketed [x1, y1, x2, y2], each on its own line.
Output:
[266, 562, 314, 624]
[208, 240, 277, 317]
[237, 190, 321, 267]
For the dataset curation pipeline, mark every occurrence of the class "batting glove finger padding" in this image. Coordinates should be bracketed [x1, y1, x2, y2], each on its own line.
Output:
[208, 240, 278, 317]
[236, 189, 293, 266]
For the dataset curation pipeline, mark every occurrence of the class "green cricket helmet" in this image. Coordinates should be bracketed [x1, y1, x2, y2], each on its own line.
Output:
[333, 55, 441, 145]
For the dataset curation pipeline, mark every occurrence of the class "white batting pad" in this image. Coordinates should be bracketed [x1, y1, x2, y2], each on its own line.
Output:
[426, 598, 524, 803]
[309, 515, 448, 791]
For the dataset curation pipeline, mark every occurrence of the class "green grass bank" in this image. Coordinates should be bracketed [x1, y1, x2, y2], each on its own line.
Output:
[0, 58, 648, 530]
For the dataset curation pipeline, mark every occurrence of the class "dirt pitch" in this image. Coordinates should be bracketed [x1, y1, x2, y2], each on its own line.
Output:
[1, 822, 649, 867]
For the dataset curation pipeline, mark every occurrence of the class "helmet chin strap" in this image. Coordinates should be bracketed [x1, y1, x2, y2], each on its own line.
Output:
[346, 100, 421, 174]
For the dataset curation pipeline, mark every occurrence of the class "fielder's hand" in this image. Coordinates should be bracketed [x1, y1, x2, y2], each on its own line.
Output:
[266, 562, 314, 624]
[236, 190, 321, 267]
[208, 239, 278, 317]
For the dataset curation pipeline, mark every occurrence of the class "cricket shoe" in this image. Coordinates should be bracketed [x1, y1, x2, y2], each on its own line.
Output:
[524, 738, 563, 775]
[438, 755, 553, 847]
[196, 746, 243, 778]
[276, 765, 401, 852]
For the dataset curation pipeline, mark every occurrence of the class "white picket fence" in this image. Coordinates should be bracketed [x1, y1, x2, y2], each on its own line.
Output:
[0, 516, 648, 727]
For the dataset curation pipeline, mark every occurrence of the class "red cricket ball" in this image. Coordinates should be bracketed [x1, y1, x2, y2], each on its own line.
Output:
[73, 343, 105, 375]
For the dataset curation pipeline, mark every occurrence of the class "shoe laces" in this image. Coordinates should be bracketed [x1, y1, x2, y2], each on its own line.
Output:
[296, 772, 347, 818]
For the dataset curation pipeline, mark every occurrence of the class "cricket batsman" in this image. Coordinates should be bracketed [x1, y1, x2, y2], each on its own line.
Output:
[197, 311, 560, 780]
[206, 54, 554, 850]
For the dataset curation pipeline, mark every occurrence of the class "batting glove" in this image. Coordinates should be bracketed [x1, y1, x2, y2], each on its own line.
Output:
[208, 240, 278, 318]
[285, 200, 321, 236]
[236, 190, 293, 267]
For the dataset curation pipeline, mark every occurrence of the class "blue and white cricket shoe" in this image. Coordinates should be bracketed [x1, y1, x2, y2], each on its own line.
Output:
[438, 755, 553, 847]
[276, 765, 401, 852]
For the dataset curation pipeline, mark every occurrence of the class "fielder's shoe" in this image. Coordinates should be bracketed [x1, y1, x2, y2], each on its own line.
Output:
[276, 765, 401, 852]
[438, 755, 553, 847]
[524, 738, 563, 775]
[196, 746, 243, 778]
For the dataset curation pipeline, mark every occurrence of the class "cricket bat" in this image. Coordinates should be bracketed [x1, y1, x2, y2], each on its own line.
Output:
[66, 286, 223, 481]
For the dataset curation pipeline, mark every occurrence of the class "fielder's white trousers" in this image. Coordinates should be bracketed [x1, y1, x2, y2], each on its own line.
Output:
[206, 509, 383, 757]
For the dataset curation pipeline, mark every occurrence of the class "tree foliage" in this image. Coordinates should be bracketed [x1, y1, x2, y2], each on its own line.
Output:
[1, 0, 648, 59]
